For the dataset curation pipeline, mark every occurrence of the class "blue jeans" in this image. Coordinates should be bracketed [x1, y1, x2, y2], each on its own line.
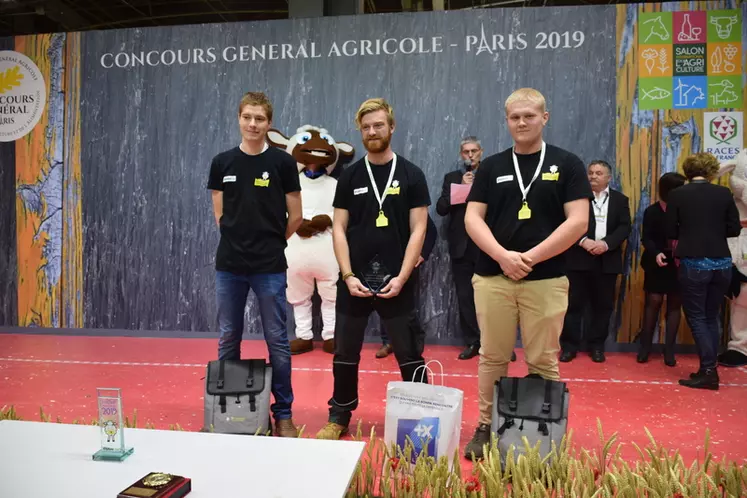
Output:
[216, 271, 293, 421]
[678, 265, 730, 370]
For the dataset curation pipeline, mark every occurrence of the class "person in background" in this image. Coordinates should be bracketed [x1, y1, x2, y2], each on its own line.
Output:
[560, 160, 631, 363]
[637, 172, 686, 366]
[435, 137, 485, 360]
[666, 153, 740, 390]
[435, 137, 517, 362]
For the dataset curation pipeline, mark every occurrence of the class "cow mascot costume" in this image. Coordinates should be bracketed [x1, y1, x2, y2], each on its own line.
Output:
[268, 126, 355, 354]
[718, 148, 747, 367]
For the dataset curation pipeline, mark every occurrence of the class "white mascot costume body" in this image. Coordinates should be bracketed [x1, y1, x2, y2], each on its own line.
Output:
[717, 148, 747, 367]
[267, 126, 354, 355]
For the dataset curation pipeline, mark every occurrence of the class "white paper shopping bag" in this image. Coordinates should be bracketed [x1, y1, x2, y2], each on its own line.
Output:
[384, 361, 464, 468]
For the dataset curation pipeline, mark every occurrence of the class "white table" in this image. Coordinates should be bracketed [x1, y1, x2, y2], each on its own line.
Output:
[0, 420, 366, 498]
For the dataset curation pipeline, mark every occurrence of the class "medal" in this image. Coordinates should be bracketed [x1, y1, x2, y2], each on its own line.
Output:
[365, 154, 397, 228]
[518, 202, 532, 220]
[376, 210, 389, 227]
[512, 141, 546, 222]
[143, 473, 173, 487]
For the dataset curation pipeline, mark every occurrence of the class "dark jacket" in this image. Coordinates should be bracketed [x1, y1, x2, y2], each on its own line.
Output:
[640, 202, 671, 272]
[565, 188, 631, 274]
[436, 169, 472, 259]
[666, 181, 740, 259]
[422, 214, 437, 261]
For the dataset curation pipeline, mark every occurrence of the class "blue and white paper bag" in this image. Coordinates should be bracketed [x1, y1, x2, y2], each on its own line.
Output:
[384, 362, 463, 467]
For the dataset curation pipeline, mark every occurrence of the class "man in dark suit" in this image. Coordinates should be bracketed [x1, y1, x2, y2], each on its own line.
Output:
[437, 137, 517, 361]
[560, 160, 631, 363]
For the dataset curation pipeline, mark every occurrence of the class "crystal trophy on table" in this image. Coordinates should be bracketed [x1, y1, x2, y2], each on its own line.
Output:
[93, 387, 134, 461]
[360, 255, 392, 295]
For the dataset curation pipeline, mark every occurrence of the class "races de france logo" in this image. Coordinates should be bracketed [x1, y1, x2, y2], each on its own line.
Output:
[710, 114, 738, 145]
[0, 51, 46, 142]
[396, 417, 440, 463]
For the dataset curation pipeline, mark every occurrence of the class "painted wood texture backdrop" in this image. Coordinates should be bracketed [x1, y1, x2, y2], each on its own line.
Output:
[3, 2, 746, 344]
[615, 0, 746, 345]
[12, 32, 83, 328]
[0, 37, 17, 327]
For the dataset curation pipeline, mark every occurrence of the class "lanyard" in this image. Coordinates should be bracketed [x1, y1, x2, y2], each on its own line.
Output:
[512, 141, 546, 203]
[592, 192, 609, 215]
[365, 154, 397, 211]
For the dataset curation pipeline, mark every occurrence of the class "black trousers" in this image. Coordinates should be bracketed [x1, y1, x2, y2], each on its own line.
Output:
[380, 308, 426, 350]
[380, 269, 422, 345]
[560, 269, 618, 353]
[452, 256, 481, 346]
[329, 280, 427, 426]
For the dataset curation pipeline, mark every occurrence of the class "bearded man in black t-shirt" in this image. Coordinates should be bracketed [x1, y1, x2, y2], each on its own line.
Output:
[315, 98, 431, 440]
[206, 92, 303, 438]
[462, 88, 592, 459]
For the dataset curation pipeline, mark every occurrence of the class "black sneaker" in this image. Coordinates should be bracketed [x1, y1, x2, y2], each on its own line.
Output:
[559, 350, 576, 362]
[590, 350, 606, 363]
[458, 344, 479, 360]
[636, 346, 650, 363]
[464, 423, 491, 460]
[679, 368, 719, 390]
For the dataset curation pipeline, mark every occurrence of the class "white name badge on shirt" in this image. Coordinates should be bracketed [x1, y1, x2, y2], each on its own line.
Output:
[354, 187, 369, 196]
[496, 175, 514, 184]
[223, 175, 237, 183]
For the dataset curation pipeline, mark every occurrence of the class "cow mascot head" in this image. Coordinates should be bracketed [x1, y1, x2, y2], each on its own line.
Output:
[268, 125, 355, 178]
[267, 126, 355, 238]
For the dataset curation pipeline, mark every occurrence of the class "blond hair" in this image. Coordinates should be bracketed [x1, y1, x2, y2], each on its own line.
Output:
[238, 91, 273, 121]
[354, 98, 395, 129]
[504, 88, 546, 114]
[682, 152, 720, 181]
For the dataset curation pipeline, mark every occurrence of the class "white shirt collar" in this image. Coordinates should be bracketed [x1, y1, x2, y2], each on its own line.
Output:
[239, 141, 268, 156]
[594, 186, 610, 200]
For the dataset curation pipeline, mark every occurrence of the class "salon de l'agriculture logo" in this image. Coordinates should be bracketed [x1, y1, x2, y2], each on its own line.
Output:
[0, 50, 47, 142]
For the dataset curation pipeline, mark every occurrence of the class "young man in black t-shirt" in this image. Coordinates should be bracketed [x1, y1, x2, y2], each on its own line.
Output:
[462, 88, 592, 459]
[206, 92, 303, 438]
[315, 98, 431, 440]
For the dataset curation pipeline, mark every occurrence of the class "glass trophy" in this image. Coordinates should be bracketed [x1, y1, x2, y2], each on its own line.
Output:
[360, 255, 392, 295]
[92, 387, 134, 461]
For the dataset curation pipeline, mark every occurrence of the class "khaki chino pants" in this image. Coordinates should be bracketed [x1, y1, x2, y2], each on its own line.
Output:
[472, 274, 569, 425]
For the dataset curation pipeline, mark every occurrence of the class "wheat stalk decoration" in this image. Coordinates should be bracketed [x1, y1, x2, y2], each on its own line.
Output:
[3, 407, 747, 497]
[657, 48, 669, 73]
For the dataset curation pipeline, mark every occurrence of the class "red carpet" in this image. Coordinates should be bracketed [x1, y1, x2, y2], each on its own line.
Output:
[1, 333, 746, 465]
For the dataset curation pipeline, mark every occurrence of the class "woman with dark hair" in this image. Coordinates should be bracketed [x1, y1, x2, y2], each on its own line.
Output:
[638, 172, 687, 366]
[666, 153, 741, 390]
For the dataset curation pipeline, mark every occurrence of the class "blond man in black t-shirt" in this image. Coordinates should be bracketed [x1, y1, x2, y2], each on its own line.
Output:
[315, 98, 431, 440]
[462, 88, 592, 459]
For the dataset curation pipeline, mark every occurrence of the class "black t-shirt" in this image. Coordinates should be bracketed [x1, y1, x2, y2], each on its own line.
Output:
[333, 155, 431, 281]
[467, 144, 592, 280]
[207, 145, 301, 274]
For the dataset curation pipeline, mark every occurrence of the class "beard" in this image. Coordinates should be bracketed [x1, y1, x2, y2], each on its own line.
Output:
[363, 133, 391, 154]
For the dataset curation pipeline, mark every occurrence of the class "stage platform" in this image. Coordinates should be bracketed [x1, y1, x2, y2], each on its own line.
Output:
[1, 333, 745, 466]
